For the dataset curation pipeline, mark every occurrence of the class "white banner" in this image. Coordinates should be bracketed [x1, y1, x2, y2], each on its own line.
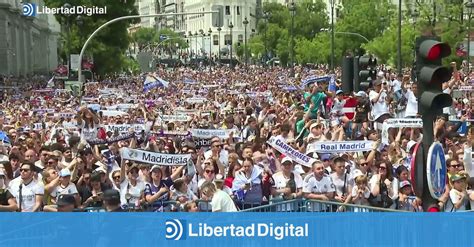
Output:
[103, 124, 144, 133]
[266, 136, 315, 167]
[307, 141, 375, 153]
[381, 118, 423, 145]
[120, 148, 190, 166]
[105, 104, 137, 111]
[70, 54, 80, 71]
[190, 128, 233, 139]
[101, 110, 129, 117]
[161, 115, 190, 122]
[185, 97, 207, 104]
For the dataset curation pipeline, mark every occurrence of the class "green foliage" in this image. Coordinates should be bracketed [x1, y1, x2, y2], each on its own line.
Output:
[44, 0, 138, 76]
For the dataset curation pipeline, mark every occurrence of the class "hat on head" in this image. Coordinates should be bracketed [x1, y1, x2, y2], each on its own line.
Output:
[310, 122, 321, 130]
[103, 189, 120, 201]
[59, 168, 71, 177]
[320, 153, 331, 161]
[336, 90, 344, 95]
[293, 164, 305, 174]
[407, 140, 417, 153]
[150, 165, 161, 172]
[373, 79, 382, 86]
[355, 91, 367, 97]
[399, 180, 411, 189]
[214, 173, 224, 183]
[450, 173, 467, 183]
[95, 166, 107, 174]
[352, 169, 364, 178]
[56, 194, 75, 206]
[281, 156, 294, 165]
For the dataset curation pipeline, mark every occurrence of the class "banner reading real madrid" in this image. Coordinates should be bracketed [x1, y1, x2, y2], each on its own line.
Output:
[120, 148, 190, 166]
[307, 140, 375, 153]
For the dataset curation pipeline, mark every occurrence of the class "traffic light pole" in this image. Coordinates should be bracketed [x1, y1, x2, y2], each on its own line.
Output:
[78, 11, 217, 82]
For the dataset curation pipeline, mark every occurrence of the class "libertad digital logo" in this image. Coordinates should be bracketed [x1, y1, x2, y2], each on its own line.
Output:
[165, 219, 309, 241]
[22, 3, 36, 17]
[165, 219, 186, 240]
[21, 3, 107, 16]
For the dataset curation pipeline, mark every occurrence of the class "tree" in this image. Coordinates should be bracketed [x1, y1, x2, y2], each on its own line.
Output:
[132, 27, 158, 51]
[44, 0, 138, 76]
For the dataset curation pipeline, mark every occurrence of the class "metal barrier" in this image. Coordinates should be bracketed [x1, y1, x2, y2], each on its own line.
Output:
[241, 199, 404, 213]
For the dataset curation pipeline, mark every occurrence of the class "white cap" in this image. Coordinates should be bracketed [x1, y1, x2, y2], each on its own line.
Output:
[355, 91, 367, 97]
[151, 165, 161, 172]
[377, 71, 385, 77]
[407, 140, 417, 153]
[60, 168, 71, 177]
[293, 164, 305, 174]
[352, 169, 364, 178]
[281, 156, 294, 165]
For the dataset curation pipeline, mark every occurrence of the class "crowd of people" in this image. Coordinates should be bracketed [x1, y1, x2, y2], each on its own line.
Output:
[0, 62, 472, 213]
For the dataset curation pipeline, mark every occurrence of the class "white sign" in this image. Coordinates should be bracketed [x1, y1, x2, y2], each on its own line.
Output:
[161, 115, 190, 122]
[266, 136, 315, 168]
[381, 118, 423, 145]
[190, 129, 234, 139]
[307, 141, 375, 153]
[70, 54, 80, 71]
[185, 98, 207, 104]
[120, 148, 190, 166]
[104, 124, 144, 134]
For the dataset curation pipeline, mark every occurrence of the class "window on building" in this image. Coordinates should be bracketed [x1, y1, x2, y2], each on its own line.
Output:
[224, 34, 232, 45]
[225, 6, 230, 15]
[213, 35, 219, 45]
[238, 35, 244, 43]
[237, 6, 240, 15]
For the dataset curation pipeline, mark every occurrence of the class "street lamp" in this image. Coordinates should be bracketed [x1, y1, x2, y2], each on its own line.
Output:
[188, 31, 192, 58]
[63, 2, 72, 73]
[263, 12, 270, 65]
[466, 0, 474, 72]
[217, 27, 222, 61]
[289, 2, 296, 77]
[397, 0, 402, 75]
[194, 31, 198, 59]
[208, 28, 212, 62]
[199, 29, 204, 56]
[243, 17, 249, 67]
[229, 22, 234, 68]
[330, 0, 335, 71]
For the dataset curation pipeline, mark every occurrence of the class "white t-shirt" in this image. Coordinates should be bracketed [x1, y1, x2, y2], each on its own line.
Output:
[80, 120, 98, 141]
[369, 90, 389, 120]
[449, 189, 469, 212]
[119, 179, 146, 207]
[8, 178, 44, 212]
[211, 189, 237, 212]
[330, 173, 351, 196]
[204, 149, 229, 167]
[391, 79, 401, 92]
[303, 174, 335, 211]
[404, 89, 418, 117]
[272, 172, 303, 211]
[51, 182, 79, 200]
[351, 185, 371, 206]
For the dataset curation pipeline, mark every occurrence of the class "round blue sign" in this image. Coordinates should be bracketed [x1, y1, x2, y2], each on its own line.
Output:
[426, 142, 447, 199]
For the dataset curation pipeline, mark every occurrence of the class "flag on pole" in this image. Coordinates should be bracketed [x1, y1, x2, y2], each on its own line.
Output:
[143, 74, 169, 92]
[46, 75, 55, 88]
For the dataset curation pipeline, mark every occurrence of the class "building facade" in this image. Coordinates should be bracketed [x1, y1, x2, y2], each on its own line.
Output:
[0, 0, 60, 77]
[184, 0, 257, 58]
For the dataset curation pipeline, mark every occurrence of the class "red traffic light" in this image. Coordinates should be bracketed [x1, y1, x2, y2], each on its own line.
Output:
[420, 40, 451, 60]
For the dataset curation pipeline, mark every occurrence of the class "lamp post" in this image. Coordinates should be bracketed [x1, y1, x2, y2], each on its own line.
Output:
[208, 28, 212, 62]
[243, 17, 249, 67]
[263, 12, 269, 65]
[188, 31, 192, 58]
[289, 2, 296, 77]
[229, 22, 234, 68]
[194, 31, 198, 59]
[217, 27, 221, 61]
[330, 0, 335, 71]
[63, 2, 72, 74]
[199, 29, 204, 56]
[466, 0, 474, 72]
[397, 0, 402, 75]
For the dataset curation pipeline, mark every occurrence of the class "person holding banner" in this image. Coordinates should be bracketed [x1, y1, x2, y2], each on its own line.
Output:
[117, 161, 146, 211]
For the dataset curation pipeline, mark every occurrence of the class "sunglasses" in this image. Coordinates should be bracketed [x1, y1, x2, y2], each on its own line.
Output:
[212, 145, 222, 148]
[360, 163, 369, 167]
[205, 170, 214, 174]
[449, 165, 462, 168]
[20, 168, 31, 172]
[379, 166, 386, 170]
[47, 161, 56, 164]
[113, 176, 121, 180]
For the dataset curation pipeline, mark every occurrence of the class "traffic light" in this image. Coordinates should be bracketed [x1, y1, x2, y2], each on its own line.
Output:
[416, 37, 452, 115]
[358, 55, 377, 91]
[414, 36, 453, 211]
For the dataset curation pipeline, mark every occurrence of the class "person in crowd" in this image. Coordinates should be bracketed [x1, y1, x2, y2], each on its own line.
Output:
[103, 189, 124, 212]
[0, 169, 17, 211]
[201, 181, 237, 212]
[303, 161, 335, 212]
[8, 162, 44, 212]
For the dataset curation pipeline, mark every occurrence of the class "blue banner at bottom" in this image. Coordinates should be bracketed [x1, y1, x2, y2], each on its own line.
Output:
[0, 213, 473, 247]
